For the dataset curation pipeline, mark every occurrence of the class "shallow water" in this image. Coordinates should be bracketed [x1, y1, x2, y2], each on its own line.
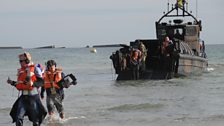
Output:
[0, 45, 224, 126]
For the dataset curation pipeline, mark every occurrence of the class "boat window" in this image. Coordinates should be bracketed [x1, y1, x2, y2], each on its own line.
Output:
[168, 29, 174, 37]
[185, 26, 197, 36]
[174, 28, 183, 40]
[158, 29, 166, 36]
[174, 29, 183, 35]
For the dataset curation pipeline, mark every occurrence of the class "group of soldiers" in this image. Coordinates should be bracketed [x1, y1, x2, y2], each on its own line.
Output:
[111, 41, 148, 80]
[111, 36, 177, 80]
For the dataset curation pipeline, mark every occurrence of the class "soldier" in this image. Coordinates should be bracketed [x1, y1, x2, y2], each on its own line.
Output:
[138, 41, 147, 72]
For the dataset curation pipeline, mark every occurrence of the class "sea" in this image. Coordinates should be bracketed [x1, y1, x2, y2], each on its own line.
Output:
[0, 44, 224, 126]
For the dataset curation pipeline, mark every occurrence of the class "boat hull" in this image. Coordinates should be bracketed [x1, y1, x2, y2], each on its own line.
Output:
[177, 54, 208, 77]
[116, 54, 208, 80]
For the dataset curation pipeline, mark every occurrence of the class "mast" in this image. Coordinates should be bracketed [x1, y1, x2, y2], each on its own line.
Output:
[167, 0, 170, 12]
[157, 0, 198, 23]
[196, 0, 198, 18]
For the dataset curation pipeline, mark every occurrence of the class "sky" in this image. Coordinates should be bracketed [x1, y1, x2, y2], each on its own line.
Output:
[0, 0, 223, 48]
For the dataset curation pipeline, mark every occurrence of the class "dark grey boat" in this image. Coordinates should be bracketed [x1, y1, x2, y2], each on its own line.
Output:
[110, 1, 208, 80]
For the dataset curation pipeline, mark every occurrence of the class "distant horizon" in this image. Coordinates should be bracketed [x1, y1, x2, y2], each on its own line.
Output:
[0, 43, 223, 49]
[1, 41, 224, 49]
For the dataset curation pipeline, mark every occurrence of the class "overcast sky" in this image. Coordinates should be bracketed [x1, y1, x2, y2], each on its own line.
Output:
[0, 0, 223, 48]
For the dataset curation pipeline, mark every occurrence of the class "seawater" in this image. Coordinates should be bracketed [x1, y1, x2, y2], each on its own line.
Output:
[0, 45, 224, 126]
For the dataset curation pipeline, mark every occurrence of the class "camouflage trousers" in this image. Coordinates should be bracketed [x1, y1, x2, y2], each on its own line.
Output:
[46, 93, 64, 115]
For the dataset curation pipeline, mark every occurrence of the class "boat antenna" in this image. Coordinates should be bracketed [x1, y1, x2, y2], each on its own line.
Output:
[186, 0, 188, 11]
[167, 0, 170, 12]
[182, 0, 186, 16]
[176, 0, 186, 16]
[196, 0, 198, 18]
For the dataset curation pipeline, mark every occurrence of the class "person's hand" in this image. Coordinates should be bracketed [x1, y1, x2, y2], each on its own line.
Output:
[7, 78, 12, 85]
[7, 77, 16, 86]
[7, 77, 13, 85]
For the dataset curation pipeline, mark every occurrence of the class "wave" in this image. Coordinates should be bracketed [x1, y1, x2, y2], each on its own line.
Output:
[204, 63, 224, 73]
[44, 115, 86, 125]
[206, 67, 215, 72]
[108, 103, 164, 112]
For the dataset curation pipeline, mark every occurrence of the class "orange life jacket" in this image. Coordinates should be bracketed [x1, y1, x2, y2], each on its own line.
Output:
[16, 65, 36, 90]
[131, 49, 142, 61]
[43, 69, 62, 89]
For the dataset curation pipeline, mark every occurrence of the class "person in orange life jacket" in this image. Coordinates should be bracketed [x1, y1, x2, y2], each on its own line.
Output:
[40, 60, 65, 119]
[130, 48, 142, 79]
[6, 52, 47, 126]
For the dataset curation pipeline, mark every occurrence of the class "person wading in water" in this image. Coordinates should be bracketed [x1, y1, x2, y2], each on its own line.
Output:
[7, 52, 47, 126]
[41, 60, 66, 119]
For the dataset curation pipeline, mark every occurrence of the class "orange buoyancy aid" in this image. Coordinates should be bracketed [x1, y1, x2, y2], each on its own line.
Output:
[43, 69, 62, 89]
[16, 65, 37, 90]
[131, 49, 142, 61]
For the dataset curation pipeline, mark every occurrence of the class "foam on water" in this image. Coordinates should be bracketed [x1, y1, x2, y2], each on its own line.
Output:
[207, 67, 215, 72]
[45, 115, 86, 124]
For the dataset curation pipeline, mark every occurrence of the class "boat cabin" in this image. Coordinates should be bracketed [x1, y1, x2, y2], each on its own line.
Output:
[156, 19, 202, 56]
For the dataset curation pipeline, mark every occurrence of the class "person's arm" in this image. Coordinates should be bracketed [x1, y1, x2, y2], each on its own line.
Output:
[34, 77, 44, 87]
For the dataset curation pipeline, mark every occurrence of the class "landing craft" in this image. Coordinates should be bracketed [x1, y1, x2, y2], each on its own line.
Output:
[110, 0, 208, 80]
